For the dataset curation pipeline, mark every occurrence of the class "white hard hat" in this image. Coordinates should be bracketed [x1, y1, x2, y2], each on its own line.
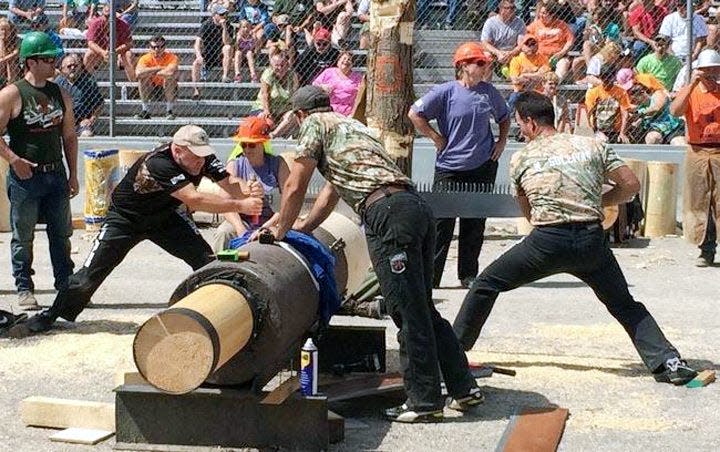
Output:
[696, 49, 720, 69]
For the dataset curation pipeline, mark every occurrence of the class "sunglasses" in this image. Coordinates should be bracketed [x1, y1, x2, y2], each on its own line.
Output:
[34, 56, 57, 64]
[525, 40, 538, 46]
[150, 44, 165, 49]
[63, 63, 78, 69]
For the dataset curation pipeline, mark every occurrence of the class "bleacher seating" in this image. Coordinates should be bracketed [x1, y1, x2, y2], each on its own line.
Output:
[0, 0, 587, 137]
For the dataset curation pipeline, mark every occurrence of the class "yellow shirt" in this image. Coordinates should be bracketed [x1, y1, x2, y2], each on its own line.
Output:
[508, 52, 550, 92]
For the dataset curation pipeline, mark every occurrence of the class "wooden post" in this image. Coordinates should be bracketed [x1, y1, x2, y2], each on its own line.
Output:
[366, 0, 415, 176]
[644, 161, 678, 237]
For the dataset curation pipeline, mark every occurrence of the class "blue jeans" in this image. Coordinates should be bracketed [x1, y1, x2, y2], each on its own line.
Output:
[453, 222, 682, 373]
[7, 168, 74, 292]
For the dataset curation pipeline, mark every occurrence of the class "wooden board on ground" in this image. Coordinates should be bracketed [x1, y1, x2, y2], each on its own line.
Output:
[50, 428, 114, 445]
[497, 407, 569, 452]
[114, 371, 148, 387]
[71, 217, 85, 230]
[261, 376, 300, 405]
[20, 397, 115, 431]
[321, 372, 405, 402]
[687, 370, 716, 388]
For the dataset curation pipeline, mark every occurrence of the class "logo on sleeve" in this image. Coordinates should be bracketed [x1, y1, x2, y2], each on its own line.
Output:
[171, 174, 186, 185]
[389, 251, 407, 274]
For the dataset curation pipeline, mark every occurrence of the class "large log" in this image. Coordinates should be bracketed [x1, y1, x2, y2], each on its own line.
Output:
[133, 212, 371, 394]
[366, 0, 415, 175]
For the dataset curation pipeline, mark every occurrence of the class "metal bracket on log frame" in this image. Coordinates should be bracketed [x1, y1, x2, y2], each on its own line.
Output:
[366, 0, 416, 176]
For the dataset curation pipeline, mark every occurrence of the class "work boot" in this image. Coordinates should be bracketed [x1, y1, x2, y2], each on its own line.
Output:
[17, 291, 40, 311]
[447, 386, 485, 412]
[383, 403, 444, 423]
[653, 357, 698, 385]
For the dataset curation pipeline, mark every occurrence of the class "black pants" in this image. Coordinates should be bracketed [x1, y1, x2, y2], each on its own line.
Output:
[433, 160, 498, 286]
[453, 222, 681, 373]
[47, 209, 215, 322]
[363, 190, 476, 410]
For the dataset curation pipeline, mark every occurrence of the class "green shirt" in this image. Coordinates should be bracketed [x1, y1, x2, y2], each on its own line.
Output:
[7, 79, 66, 164]
[510, 133, 625, 226]
[295, 111, 412, 213]
[253, 67, 294, 119]
[636, 53, 683, 91]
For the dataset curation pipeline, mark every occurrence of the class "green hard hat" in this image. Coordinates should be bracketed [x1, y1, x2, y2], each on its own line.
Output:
[20, 32, 60, 63]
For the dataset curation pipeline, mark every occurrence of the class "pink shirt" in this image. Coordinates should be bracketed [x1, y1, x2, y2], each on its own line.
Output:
[312, 68, 363, 116]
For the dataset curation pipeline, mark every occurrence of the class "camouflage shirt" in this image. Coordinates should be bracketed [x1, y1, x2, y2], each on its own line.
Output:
[296, 111, 412, 213]
[509, 133, 626, 226]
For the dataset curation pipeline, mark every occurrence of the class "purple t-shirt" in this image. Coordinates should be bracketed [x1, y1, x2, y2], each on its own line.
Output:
[412, 81, 509, 171]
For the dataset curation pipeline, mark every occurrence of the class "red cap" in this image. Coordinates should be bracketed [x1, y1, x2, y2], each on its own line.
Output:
[233, 116, 271, 143]
[313, 27, 331, 42]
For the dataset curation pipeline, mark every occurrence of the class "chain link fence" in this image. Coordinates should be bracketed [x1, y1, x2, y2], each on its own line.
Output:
[0, 0, 712, 142]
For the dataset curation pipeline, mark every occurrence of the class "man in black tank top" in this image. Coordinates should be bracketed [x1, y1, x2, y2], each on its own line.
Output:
[0, 32, 78, 311]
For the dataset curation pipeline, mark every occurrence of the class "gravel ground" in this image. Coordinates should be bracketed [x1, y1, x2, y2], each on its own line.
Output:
[0, 224, 718, 452]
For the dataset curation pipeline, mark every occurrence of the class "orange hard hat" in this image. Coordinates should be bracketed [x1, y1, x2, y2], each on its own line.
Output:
[453, 41, 491, 67]
[233, 116, 271, 143]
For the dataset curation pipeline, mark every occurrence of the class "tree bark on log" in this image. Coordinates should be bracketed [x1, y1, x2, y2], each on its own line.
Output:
[366, 0, 415, 176]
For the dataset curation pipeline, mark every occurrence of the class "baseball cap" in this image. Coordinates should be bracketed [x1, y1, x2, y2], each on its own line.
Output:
[616, 68, 634, 90]
[313, 27, 331, 42]
[291, 85, 331, 112]
[210, 4, 228, 15]
[173, 125, 215, 157]
[233, 116, 271, 143]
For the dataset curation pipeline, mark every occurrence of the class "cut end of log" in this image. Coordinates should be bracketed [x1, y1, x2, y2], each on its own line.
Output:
[133, 312, 215, 394]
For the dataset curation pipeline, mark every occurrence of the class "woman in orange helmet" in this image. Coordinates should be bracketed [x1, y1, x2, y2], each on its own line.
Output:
[408, 41, 511, 289]
[211, 116, 290, 252]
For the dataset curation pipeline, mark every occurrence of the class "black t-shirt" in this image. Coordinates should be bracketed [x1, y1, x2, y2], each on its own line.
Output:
[297, 46, 340, 86]
[110, 143, 228, 223]
[199, 18, 229, 61]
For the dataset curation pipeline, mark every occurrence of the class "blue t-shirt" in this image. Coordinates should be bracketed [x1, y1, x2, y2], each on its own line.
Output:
[412, 81, 509, 172]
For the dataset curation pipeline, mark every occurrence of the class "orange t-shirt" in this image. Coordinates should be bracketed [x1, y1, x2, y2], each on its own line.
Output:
[508, 52, 550, 92]
[137, 51, 179, 86]
[685, 83, 720, 145]
[585, 84, 631, 132]
[526, 19, 574, 58]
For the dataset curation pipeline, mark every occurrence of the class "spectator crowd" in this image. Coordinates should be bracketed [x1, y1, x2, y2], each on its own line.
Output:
[0, 0, 717, 142]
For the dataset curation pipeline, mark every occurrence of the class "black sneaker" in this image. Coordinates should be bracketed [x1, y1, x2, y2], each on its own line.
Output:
[134, 110, 151, 120]
[384, 404, 443, 423]
[6, 311, 54, 339]
[695, 252, 715, 267]
[654, 357, 698, 385]
[447, 387, 485, 412]
[0, 309, 27, 336]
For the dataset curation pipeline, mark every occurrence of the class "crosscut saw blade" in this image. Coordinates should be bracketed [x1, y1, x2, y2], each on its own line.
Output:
[299, 181, 521, 218]
[415, 182, 521, 218]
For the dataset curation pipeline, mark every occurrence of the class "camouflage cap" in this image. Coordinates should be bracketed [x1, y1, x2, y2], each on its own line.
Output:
[291, 85, 331, 112]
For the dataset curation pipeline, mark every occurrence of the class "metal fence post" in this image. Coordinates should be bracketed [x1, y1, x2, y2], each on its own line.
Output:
[109, 0, 117, 137]
[686, 0, 693, 85]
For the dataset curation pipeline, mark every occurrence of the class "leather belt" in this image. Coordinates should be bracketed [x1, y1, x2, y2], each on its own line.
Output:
[362, 184, 409, 211]
[34, 161, 63, 173]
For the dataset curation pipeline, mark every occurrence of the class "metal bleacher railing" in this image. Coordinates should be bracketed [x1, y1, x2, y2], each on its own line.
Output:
[0, 0, 708, 141]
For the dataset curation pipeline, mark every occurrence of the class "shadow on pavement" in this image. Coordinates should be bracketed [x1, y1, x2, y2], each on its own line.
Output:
[488, 360, 647, 378]
[50, 319, 140, 335]
[329, 386, 554, 450]
[86, 302, 168, 310]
